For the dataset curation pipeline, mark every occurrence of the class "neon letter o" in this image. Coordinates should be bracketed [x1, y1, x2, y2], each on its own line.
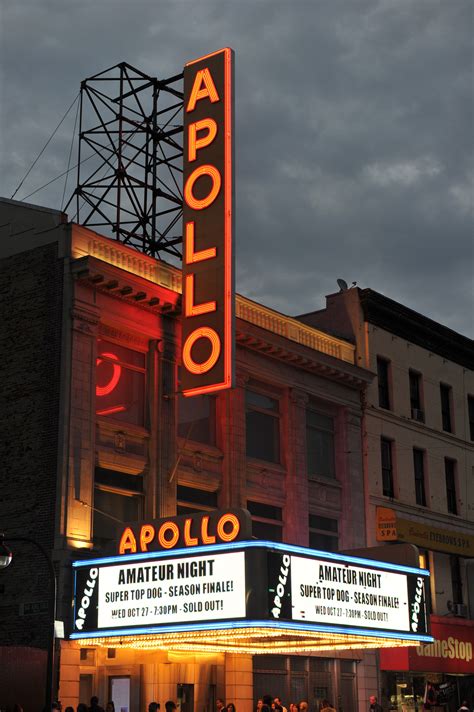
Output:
[96, 353, 122, 397]
[184, 164, 221, 210]
[182, 327, 221, 374]
[158, 522, 179, 549]
[216, 513, 240, 542]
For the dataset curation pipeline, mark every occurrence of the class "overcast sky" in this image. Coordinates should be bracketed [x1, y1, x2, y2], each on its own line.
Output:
[1, 0, 472, 336]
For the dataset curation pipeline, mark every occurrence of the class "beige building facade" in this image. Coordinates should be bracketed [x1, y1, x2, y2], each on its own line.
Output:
[301, 287, 474, 707]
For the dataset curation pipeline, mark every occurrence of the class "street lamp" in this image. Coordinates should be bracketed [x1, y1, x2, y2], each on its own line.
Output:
[0, 533, 57, 711]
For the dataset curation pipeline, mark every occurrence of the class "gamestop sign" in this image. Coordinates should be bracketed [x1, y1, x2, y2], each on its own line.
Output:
[181, 48, 235, 397]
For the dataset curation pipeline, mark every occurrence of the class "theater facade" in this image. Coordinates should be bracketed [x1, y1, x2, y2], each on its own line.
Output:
[0, 197, 433, 711]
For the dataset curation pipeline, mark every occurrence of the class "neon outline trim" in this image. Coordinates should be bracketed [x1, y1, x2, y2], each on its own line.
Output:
[216, 513, 240, 542]
[185, 222, 217, 264]
[184, 164, 221, 210]
[96, 405, 126, 416]
[182, 47, 233, 397]
[72, 539, 430, 576]
[184, 274, 216, 317]
[182, 327, 221, 374]
[188, 118, 218, 161]
[186, 68, 220, 112]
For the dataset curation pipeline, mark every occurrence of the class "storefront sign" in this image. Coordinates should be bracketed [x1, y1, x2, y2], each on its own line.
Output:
[380, 616, 474, 674]
[118, 509, 251, 555]
[376, 507, 474, 557]
[72, 541, 432, 643]
[181, 48, 235, 397]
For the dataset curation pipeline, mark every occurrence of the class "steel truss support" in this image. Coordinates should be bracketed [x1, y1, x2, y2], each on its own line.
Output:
[65, 62, 184, 259]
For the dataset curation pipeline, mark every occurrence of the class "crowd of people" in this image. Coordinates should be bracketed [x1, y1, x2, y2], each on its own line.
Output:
[9, 691, 472, 712]
[252, 695, 336, 712]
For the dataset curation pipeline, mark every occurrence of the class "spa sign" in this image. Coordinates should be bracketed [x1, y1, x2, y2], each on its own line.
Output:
[181, 48, 235, 397]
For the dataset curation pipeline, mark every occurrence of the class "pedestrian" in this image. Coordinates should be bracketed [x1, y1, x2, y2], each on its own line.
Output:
[78, 705, 88, 712]
[423, 683, 437, 710]
[165, 702, 177, 712]
[458, 702, 470, 712]
[217, 700, 226, 712]
[256, 700, 263, 712]
[227, 704, 236, 712]
[289, 704, 299, 712]
[263, 699, 273, 708]
[320, 701, 336, 712]
[274, 699, 287, 712]
[89, 698, 105, 712]
[299, 703, 308, 712]
[149, 703, 160, 712]
[105, 704, 115, 712]
[65, 708, 74, 712]
[369, 696, 383, 712]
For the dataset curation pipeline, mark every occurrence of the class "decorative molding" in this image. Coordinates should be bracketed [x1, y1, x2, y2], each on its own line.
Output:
[72, 226, 182, 292]
[236, 295, 355, 364]
[235, 372, 250, 388]
[289, 388, 309, 407]
[98, 323, 149, 350]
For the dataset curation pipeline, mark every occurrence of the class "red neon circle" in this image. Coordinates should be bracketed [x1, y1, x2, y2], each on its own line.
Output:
[96, 353, 122, 397]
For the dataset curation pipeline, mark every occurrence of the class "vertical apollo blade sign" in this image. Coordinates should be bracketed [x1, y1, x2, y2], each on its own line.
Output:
[182, 48, 235, 396]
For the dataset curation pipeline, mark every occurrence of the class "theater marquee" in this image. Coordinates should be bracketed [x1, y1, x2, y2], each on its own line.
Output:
[71, 540, 432, 653]
[181, 48, 235, 397]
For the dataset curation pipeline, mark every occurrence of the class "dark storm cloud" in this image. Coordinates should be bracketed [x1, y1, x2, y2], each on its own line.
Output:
[1, 0, 472, 335]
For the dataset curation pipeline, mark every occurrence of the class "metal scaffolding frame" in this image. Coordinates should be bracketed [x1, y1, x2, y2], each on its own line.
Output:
[64, 62, 184, 259]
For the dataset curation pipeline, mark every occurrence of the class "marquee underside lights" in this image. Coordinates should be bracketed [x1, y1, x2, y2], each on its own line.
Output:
[72, 624, 432, 655]
[181, 48, 235, 397]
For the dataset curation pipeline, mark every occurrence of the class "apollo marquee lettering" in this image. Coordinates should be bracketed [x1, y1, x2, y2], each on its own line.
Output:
[181, 48, 234, 397]
[118, 509, 250, 555]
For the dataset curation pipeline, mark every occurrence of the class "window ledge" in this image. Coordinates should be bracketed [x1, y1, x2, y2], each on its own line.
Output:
[308, 474, 342, 488]
[246, 458, 286, 475]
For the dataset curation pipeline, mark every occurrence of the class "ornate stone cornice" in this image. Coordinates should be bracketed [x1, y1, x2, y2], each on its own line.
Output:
[236, 295, 355, 364]
[236, 326, 372, 389]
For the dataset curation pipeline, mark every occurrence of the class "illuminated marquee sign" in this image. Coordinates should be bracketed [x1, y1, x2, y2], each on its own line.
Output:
[71, 541, 432, 644]
[268, 552, 428, 635]
[117, 509, 251, 555]
[181, 48, 235, 397]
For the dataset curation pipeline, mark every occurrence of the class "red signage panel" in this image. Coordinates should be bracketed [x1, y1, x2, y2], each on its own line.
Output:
[181, 48, 235, 396]
[380, 615, 474, 674]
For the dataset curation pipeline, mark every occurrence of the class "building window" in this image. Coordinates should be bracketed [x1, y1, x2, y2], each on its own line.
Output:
[468, 396, 474, 441]
[247, 500, 283, 541]
[306, 410, 336, 479]
[377, 357, 391, 409]
[450, 555, 463, 604]
[409, 370, 424, 422]
[445, 459, 457, 515]
[309, 514, 338, 552]
[380, 438, 394, 498]
[176, 485, 218, 515]
[440, 383, 453, 432]
[93, 467, 143, 548]
[246, 389, 280, 463]
[95, 340, 146, 426]
[178, 393, 216, 445]
[413, 449, 427, 506]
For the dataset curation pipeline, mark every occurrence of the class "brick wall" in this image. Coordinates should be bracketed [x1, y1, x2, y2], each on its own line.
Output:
[0, 242, 63, 651]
